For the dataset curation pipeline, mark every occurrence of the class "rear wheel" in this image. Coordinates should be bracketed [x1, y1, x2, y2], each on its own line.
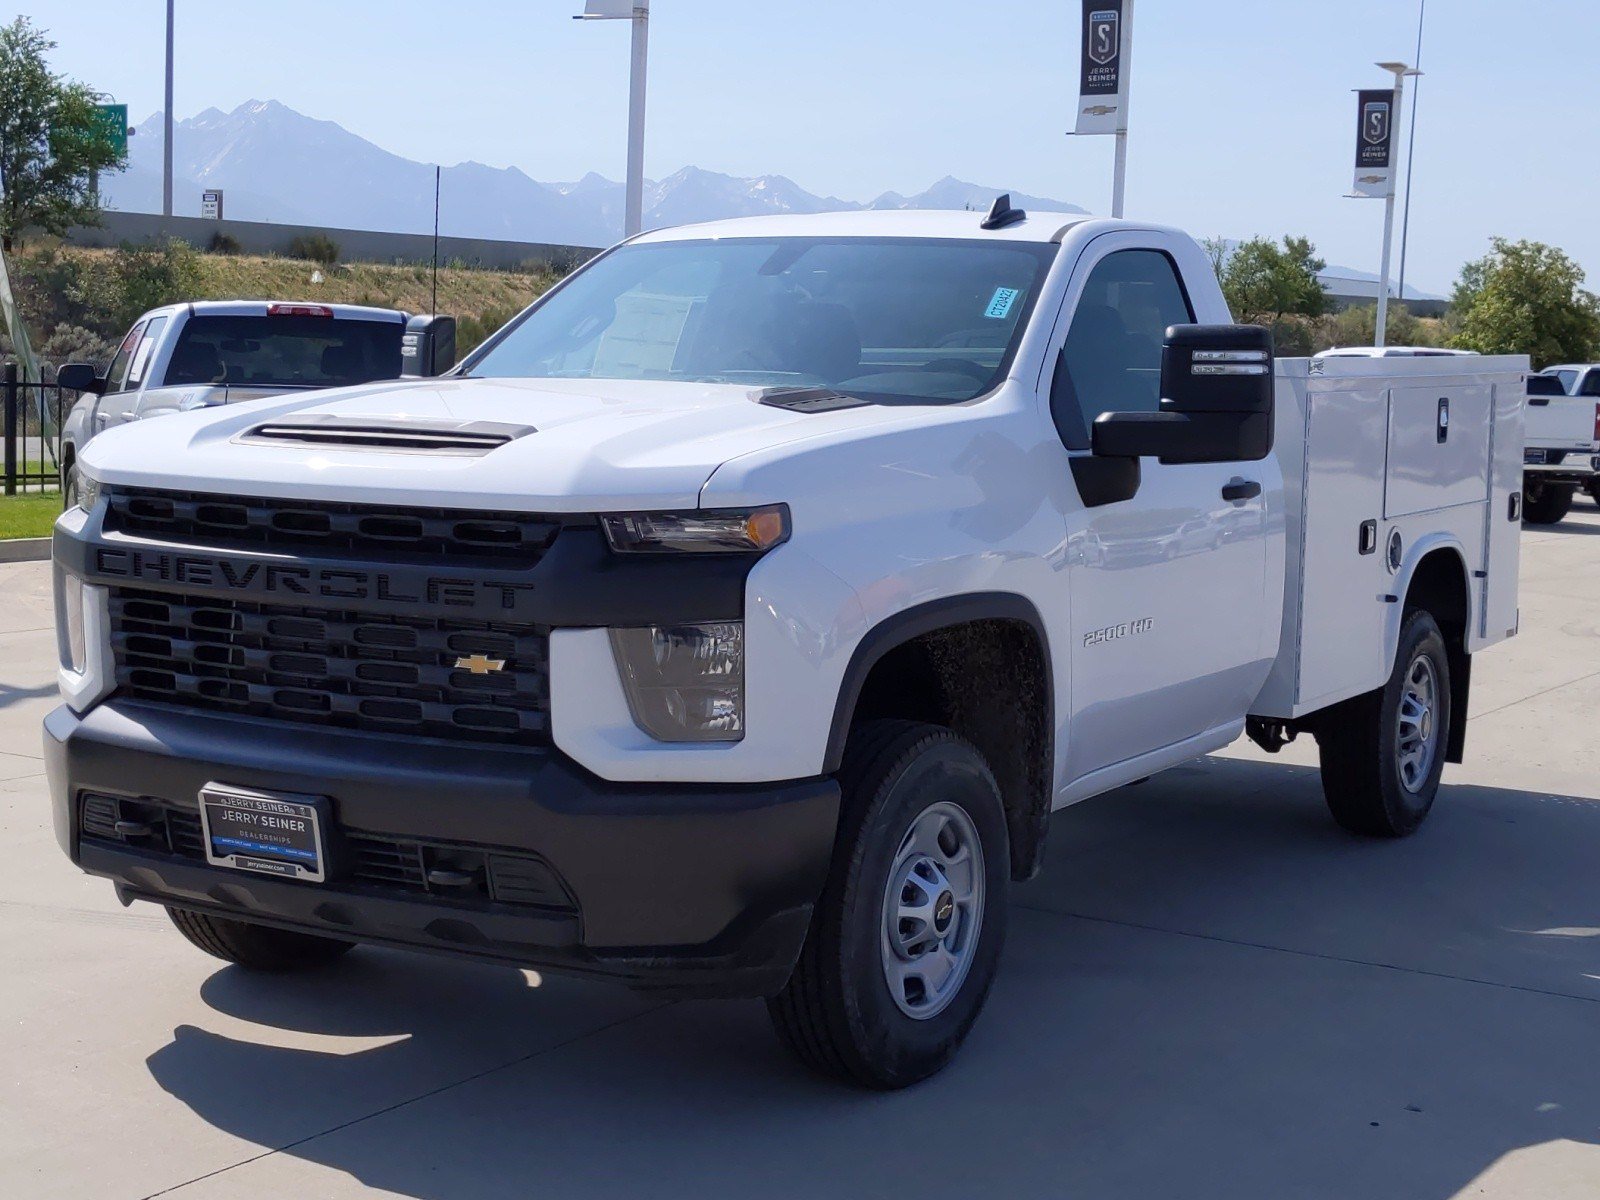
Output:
[1522, 477, 1574, 525]
[767, 720, 1009, 1089]
[166, 907, 354, 971]
[1315, 609, 1451, 837]
[1586, 479, 1600, 506]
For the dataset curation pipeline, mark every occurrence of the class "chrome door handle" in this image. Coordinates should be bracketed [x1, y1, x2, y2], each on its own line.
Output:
[1221, 480, 1261, 502]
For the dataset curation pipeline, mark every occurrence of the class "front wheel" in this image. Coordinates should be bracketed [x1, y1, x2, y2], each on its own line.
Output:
[1522, 477, 1574, 525]
[1315, 609, 1452, 837]
[167, 907, 355, 971]
[767, 720, 1009, 1089]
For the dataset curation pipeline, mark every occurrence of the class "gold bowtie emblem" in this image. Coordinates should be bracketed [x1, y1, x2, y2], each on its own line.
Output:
[454, 654, 507, 675]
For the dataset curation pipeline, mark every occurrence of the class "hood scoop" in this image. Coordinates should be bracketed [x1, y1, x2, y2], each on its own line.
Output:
[237, 414, 536, 457]
[757, 387, 871, 414]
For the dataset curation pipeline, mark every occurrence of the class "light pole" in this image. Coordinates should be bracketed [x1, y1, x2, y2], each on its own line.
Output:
[1373, 62, 1419, 347]
[1396, 0, 1427, 315]
[575, 0, 650, 239]
[163, 0, 174, 218]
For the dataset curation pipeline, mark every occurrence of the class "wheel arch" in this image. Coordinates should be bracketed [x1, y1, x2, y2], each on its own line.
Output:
[825, 592, 1055, 880]
[1394, 539, 1473, 765]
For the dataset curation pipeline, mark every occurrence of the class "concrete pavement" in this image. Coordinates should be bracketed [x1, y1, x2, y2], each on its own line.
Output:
[3, 505, 1600, 1199]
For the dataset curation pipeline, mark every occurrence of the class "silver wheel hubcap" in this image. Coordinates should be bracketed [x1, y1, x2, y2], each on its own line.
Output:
[1396, 653, 1440, 792]
[880, 801, 985, 1020]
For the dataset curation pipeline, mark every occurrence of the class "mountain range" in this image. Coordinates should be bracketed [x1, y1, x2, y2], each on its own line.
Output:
[99, 100, 1443, 298]
[102, 100, 1087, 248]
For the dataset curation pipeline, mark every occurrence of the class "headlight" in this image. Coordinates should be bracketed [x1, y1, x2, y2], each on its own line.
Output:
[600, 506, 789, 554]
[610, 622, 744, 741]
[75, 465, 103, 513]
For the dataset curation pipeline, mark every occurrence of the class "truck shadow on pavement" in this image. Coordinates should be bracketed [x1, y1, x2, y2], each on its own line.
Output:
[145, 754, 1600, 1199]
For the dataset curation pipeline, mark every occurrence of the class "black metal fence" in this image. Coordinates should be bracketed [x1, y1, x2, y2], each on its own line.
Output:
[2, 362, 67, 497]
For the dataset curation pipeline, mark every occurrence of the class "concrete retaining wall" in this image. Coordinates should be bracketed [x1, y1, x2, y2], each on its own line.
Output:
[67, 212, 599, 273]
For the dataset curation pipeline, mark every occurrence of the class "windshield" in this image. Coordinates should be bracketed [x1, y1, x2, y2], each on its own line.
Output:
[166, 315, 404, 389]
[466, 237, 1058, 403]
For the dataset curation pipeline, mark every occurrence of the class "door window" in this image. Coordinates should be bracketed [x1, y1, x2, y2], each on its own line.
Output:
[126, 316, 167, 388]
[1050, 249, 1193, 449]
[104, 322, 147, 394]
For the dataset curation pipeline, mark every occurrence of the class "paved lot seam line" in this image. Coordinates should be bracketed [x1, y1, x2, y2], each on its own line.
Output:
[138, 1002, 672, 1200]
[1013, 902, 1600, 1007]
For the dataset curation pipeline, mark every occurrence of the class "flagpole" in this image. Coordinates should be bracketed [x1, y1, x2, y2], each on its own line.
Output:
[1373, 64, 1416, 348]
[1395, 0, 1427, 312]
[1111, 0, 1133, 217]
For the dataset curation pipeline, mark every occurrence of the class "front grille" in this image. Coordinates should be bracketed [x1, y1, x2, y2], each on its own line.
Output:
[105, 488, 567, 566]
[79, 793, 574, 910]
[110, 587, 549, 745]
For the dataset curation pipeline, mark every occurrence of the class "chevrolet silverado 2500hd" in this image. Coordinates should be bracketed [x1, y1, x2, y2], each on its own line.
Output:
[46, 204, 1527, 1088]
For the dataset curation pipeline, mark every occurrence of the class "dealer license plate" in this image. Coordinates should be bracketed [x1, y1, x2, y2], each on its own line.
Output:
[199, 783, 328, 883]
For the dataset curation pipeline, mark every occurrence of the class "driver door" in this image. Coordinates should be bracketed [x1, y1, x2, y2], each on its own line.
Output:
[1052, 236, 1273, 783]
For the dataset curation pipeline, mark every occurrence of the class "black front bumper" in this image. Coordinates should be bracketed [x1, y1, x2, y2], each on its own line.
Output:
[44, 702, 840, 997]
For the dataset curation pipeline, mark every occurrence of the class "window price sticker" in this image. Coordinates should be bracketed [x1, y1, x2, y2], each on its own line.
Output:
[984, 287, 1020, 320]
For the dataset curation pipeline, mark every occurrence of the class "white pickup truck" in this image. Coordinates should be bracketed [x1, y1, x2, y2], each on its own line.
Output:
[55, 301, 456, 507]
[46, 205, 1526, 1088]
[1522, 366, 1600, 521]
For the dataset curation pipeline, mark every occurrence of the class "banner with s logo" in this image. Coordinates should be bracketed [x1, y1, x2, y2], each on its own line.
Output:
[1352, 87, 1397, 198]
[1075, 0, 1129, 135]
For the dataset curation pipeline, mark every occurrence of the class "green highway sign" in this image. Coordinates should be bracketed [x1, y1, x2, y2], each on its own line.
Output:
[92, 103, 130, 156]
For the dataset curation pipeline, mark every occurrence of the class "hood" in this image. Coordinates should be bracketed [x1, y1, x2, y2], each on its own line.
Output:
[80, 376, 918, 511]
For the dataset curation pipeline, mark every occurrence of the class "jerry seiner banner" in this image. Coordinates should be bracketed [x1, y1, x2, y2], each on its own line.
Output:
[1352, 87, 1397, 198]
[1075, 0, 1128, 135]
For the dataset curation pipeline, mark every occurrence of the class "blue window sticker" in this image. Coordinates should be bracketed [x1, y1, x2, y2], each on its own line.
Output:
[984, 287, 1020, 320]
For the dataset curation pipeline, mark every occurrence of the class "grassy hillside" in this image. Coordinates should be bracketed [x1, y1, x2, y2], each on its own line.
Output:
[5, 241, 565, 365]
[172, 251, 560, 348]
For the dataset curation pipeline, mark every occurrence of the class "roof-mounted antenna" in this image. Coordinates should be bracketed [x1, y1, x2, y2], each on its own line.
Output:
[980, 193, 1027, 230]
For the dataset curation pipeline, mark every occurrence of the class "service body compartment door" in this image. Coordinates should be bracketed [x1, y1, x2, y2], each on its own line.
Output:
[1478, 379, 1525, 646]
[1384, 384, 1493, 517]
[1296, 381, 1391, 709]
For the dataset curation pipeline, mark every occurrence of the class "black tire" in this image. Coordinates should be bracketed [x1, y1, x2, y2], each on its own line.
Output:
[1315, 609, 1451, 838]
[767, 720, 1009, 1089]
[1522, 478, 1574, 525]
[62, 463, 79, 511]
[166, 907, 355, 971]
[1587, 479, 1600, 506]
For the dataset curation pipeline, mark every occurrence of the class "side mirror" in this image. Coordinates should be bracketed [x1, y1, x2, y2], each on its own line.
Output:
[400, 314, 458, 378]
[57, 363, 105, 395]
[1092, 324, 1275, 464]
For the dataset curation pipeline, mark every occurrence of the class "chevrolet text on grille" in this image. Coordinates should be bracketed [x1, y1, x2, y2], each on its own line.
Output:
[90, 549, 535, 610]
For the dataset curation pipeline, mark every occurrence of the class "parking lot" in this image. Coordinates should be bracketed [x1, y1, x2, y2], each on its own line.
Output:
[3, 505, 1598, 1200]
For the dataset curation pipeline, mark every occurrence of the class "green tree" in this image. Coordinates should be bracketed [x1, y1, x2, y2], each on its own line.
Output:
[0, 17, 124, 251]
[1449, 238, 1600, 368]
[1214, 235, 1331, 325]
[1324, 302, 1424, 349]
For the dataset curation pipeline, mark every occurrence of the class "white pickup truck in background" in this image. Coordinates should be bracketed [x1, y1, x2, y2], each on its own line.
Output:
[47, 205, 1527, 1088]
[55, 301, 456, 507]
[1523, 368, 1600, 522]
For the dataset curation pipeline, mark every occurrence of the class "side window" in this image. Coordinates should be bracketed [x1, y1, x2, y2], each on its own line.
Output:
[104, 322, 147, 394]
[126, 316, 168, 388]
[1050, 249, 1194, 449]
[1579, 370, 1600, 398]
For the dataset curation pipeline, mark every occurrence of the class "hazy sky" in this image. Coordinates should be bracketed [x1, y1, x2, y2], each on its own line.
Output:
[24, 0, 1600, 293]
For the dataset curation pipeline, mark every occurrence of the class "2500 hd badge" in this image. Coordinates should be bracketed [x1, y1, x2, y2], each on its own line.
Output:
[1083, 617, 1155, 647]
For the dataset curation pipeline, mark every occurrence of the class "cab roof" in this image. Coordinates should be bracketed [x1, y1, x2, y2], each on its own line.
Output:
[632, 208, 1095, 245]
